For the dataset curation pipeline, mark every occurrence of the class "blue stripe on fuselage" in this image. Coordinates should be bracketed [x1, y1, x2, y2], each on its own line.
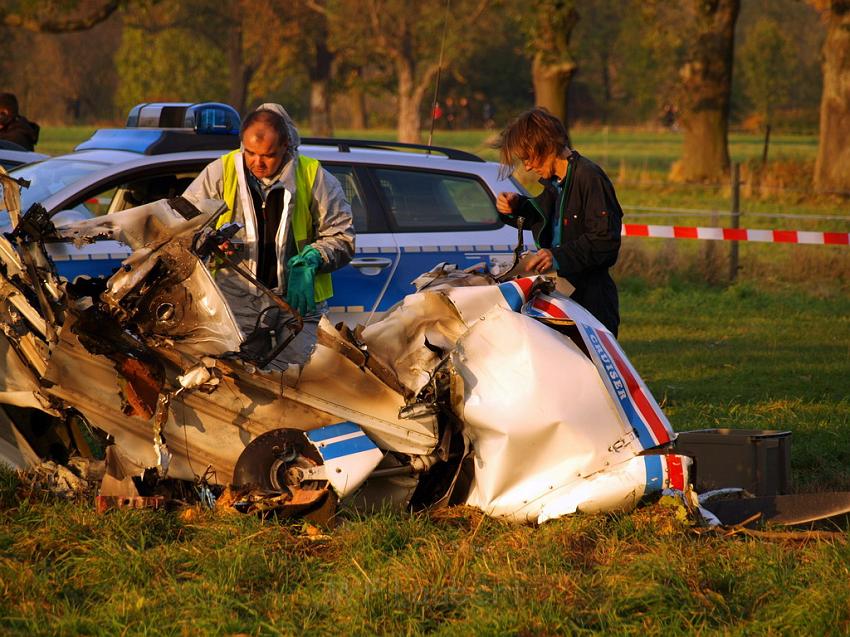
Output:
[580, 324, 656, 449]
[306, 421, 362, 443]
[316, 434, 378, 460]
[497, 282, 524, 311]
[643, 455, 664, 494]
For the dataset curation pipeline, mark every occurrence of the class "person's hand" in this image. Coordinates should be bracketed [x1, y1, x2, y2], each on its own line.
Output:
[525, 248, 554, 274]
[285, 246, 324, 315]
[496, 191, 520, 215]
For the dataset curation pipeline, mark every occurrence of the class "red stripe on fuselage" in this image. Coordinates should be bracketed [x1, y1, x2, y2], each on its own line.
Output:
[531, 298, 568, 319]
[596, 331, 671, 445]
[665, 454, 685, 491]
[515, 277, 534, 300]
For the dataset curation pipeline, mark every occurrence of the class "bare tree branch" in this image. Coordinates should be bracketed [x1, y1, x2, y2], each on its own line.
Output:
[367, 0, 394, 56]
[463, 0, 490, 26]
[413, 60, 443, 101]
[2, 0, 122, 33]
[305, 0, 328, 16]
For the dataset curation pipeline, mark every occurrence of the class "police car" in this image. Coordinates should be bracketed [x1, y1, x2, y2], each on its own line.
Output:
[2, 102, 528, 322]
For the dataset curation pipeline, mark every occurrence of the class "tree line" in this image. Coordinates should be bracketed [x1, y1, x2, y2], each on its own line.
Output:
[1, 0, 846, 192]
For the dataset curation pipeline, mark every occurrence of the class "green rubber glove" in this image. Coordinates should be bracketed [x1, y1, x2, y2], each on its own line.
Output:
[285, 246, 323, 315]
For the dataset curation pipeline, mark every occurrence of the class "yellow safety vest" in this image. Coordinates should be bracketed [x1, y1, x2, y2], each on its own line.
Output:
[218, 150, 333, 303]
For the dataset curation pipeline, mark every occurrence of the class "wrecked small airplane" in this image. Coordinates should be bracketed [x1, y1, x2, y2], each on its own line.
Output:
[0, 181, 692, 523]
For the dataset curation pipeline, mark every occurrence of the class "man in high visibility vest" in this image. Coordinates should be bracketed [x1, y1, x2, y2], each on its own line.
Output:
[184, 103, 354, 366]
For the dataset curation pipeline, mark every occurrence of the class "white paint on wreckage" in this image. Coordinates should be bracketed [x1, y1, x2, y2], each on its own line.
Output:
[366, 278, 690, 522]
[44, 199, 439, 482]
[0, 198, 438, 480]
[0, 194, 689, 523]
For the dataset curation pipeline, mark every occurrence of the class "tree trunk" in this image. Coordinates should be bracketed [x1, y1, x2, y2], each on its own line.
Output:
[397, 62, 421, 143]
[601, 54, 612, 122]
[678, 108, 729, 182]
[532, 53, 576, 145]
[307, 10, 334, 137]
[309, 79, 333, 137]
[814, 2, 850, 193]
[349, 86, 368, 130]
[347, 66, 368, 130]
[673, 0, 740, 183]
[226, 9, 248, 113]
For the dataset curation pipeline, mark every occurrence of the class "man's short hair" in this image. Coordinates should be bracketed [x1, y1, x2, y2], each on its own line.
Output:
[0, 93, 19, 116]
[496, 107, 570, 178]
[240, 109, 290, 149]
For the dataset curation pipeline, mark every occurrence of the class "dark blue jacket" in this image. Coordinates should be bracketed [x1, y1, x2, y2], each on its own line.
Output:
[503, 150, 623, 335]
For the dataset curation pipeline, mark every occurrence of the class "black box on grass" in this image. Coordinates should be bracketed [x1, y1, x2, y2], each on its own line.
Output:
[674, 428, 792, 496]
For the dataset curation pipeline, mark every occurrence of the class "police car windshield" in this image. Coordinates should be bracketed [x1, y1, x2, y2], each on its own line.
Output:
[5, 157, 110, 216]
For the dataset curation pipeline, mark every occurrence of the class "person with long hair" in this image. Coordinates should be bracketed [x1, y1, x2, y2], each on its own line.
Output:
[495, 107, 623, 335]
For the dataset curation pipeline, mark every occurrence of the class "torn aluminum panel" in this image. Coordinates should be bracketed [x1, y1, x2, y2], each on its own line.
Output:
[0, 193, 687, 523]
[359, 277, 688, 522]
[0, 407, 39, 470]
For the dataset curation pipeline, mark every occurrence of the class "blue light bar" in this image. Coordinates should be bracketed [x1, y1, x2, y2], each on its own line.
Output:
[74, 102, 242, 155]
[185, 103, 240, 135]
[125, 102, 240, 135]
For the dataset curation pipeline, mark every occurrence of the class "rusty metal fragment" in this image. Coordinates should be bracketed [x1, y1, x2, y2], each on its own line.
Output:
[95, 495, 166, 514]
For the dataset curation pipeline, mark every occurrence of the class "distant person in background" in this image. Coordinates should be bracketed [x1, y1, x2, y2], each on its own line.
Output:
[660, 102, 678, 131]
[444, 97, 456, 129]
[482, 101, 495, 129]
[495, 107, 623, 336]
[0, 93, 40, 151]
[432, 101, 444, 125]
[458, 96, 470, 128]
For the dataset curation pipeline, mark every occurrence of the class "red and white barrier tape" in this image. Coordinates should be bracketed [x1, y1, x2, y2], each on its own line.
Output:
[622, 224, 849, 246]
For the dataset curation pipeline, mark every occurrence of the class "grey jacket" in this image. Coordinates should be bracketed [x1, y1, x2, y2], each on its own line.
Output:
[183, 103, 354, 335]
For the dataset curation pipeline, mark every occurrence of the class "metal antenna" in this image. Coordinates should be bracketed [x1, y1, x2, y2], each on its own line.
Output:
[427, 0, 452, 152]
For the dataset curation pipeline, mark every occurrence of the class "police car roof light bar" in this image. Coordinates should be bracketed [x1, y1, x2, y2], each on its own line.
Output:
[126, 102, 240, 135]
[75, 102, 242, 155]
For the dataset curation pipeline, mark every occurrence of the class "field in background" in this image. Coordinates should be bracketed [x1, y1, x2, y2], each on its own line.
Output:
[3, 127, 847, 634]
[38, 125, 839, 217]
[39, 124, 820, 162]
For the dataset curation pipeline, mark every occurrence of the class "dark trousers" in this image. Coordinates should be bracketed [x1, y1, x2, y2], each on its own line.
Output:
[570, 270, 620, 337]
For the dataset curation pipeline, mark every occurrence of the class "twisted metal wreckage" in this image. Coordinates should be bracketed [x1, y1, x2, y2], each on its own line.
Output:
[0, 177, 694, 523]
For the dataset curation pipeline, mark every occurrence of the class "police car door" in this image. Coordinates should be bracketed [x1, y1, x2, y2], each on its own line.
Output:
[323, 164, 400, 325]
[368, 167, 517, 307]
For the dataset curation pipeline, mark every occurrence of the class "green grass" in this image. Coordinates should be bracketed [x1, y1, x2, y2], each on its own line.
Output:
[36, 124, 820, 168]
[2, 282, 850, 635]
[35, 127, 97, 156]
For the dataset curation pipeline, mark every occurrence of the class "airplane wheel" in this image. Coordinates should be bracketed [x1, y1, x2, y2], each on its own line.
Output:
[233, 428, 323, 491]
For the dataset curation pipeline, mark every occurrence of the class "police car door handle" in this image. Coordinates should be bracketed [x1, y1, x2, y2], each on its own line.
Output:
[350, 257, 393, 276]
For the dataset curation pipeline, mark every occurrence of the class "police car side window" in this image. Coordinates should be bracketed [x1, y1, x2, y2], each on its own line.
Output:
[61, 171, 201, 216]
[81, 187, 117, 216]
[323, 165, 368, 232]
[373, 168, 498, 231]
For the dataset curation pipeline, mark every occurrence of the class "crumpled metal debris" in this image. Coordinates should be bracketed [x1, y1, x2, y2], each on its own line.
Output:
[23, 458, 102, 499]
[0, 194, 695, 524]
